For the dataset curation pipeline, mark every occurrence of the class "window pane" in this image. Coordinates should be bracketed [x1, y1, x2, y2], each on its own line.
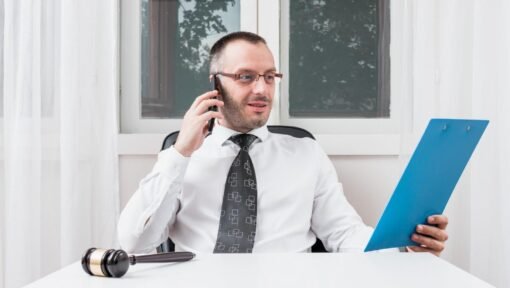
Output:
[288, 0, 390, 118]
[141, 0, 240, 118]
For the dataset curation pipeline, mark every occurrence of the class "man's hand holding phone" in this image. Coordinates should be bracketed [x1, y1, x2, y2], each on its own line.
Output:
[174, 90, 224, 157]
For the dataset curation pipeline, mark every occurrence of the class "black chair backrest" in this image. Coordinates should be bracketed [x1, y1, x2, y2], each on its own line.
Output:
[161, 125, 315, 151]
[157, 125, 327, 253]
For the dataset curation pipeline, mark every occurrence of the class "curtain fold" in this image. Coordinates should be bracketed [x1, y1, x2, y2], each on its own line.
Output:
[468, 0, 510, 286]
[398, 0, 510, 286]
[1, 1, 119, 287]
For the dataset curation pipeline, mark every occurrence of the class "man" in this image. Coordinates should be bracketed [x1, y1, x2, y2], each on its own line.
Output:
[118, 32, 448, 255]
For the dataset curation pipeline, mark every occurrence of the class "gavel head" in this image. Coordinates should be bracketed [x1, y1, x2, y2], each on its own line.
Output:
[81, 248, 130, 278]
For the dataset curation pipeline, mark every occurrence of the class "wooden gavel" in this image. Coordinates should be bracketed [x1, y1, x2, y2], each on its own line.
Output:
[81, 247, 195, 278]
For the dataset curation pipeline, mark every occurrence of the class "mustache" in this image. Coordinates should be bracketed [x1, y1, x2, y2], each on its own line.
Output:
[247, 96, 271, 103]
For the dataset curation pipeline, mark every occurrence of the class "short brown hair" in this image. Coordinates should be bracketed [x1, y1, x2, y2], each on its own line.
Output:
[209, 31, 267, 74]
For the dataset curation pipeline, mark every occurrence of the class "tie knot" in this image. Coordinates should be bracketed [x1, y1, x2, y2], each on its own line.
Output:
[229, 134, 258, 150]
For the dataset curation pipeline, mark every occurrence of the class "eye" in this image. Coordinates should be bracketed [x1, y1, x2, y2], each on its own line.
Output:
[264, 74, 276, 82]
[238, 73, 255, 83]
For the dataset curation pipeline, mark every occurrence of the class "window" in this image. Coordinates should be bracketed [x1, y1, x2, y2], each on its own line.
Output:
[121, 0, 254, 133]
[120, 0, 399, 154]
[278, 0, 396, 135]
[140, 0, 240, 119]
[287, 0, 390, 119]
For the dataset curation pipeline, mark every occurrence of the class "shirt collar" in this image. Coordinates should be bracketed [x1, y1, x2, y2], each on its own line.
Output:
[209, 123, 269, 147]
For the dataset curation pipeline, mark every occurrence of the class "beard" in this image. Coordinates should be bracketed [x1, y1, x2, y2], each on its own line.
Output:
[219, 83, 271, 132]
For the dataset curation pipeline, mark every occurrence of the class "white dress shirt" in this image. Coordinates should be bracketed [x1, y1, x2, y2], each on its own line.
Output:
[118, 124, 374, 254]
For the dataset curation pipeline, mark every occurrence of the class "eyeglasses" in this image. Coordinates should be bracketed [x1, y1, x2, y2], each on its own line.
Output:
[214, 71, 283, 85]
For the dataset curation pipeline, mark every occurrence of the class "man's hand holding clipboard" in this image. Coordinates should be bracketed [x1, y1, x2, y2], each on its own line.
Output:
[365, 119, 489, 254]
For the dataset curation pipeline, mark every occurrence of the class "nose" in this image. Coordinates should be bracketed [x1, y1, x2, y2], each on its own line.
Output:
[252, 76, 271, 95]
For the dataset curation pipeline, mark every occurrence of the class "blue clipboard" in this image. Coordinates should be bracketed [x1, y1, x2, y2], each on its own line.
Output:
[364, 118, 489, 252]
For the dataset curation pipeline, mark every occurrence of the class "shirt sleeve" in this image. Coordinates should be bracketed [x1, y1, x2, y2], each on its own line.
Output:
[310, 145, 374, 252]
[117, 146, 190, 253]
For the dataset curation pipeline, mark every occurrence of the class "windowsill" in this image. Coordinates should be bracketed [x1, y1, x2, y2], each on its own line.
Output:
[117, 133, 400, 156]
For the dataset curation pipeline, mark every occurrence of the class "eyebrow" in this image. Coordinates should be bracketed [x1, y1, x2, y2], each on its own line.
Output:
[235, 68, 277, 74]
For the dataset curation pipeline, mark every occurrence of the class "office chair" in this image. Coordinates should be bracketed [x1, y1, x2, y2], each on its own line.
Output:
[156, 125, 328, 253]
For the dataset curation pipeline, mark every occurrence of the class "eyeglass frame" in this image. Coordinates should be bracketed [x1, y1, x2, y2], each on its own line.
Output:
[213, 71, 283, 85]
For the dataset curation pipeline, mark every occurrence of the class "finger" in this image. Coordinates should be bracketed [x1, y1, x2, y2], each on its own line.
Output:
[201, 120, 210, 135]
[190, 90, 219, 110]
[411, 233, 445, 253]
[407, 246, 439, 256]
[416, 224, 448, 242]
[194, 98, 224, 115]
[428, 215, 448, 230]
[198, 111, 224, 123]
[407, 246, 428, 252]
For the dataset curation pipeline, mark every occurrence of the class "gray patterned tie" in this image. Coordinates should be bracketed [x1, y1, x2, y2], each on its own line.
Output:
[214, 134, 258, 253]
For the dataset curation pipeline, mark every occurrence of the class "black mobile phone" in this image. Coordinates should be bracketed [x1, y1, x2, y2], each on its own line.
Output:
[208, 75, 220, 132]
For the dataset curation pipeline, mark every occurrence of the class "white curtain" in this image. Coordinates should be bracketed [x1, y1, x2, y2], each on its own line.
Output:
[0, 1, 119, 288]
[399, 0, 510, 286]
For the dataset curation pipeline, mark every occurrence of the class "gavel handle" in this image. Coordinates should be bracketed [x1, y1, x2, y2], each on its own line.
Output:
[129, 251, 195, 265]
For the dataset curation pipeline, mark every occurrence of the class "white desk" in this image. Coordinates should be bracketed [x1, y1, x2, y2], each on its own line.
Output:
[25, 253, 493, 288]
